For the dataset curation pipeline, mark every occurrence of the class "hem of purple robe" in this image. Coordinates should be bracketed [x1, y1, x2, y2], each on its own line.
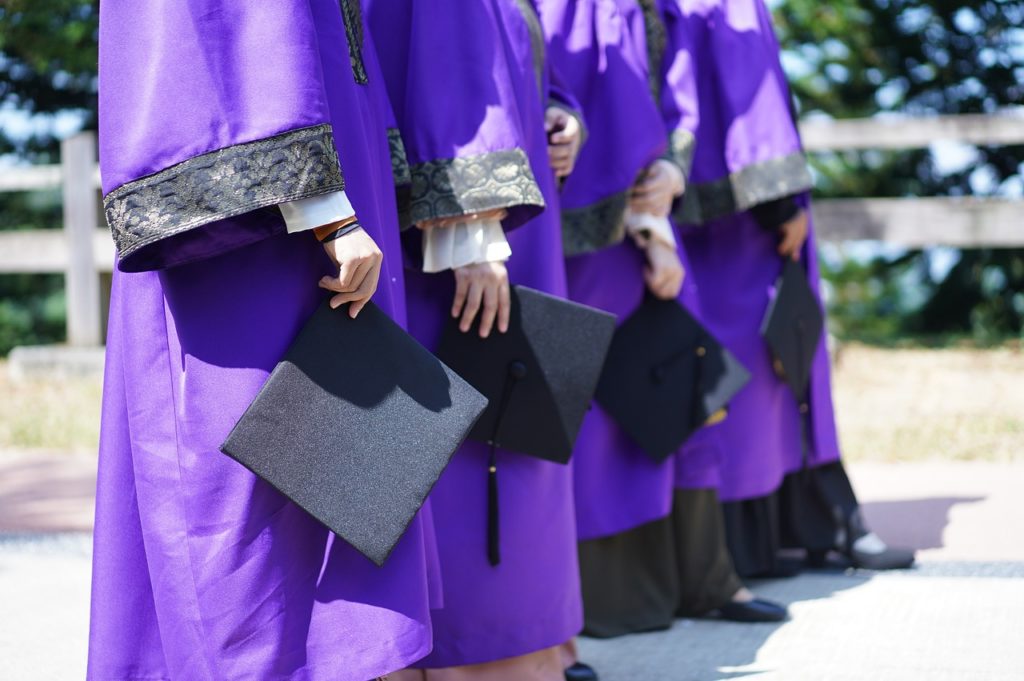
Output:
[576, 505, 674, 543]
[412, 615, 582, 670]
[87, 630, 433, 681]
[718, 449, 844, 503]
[674, 468, 722, 491]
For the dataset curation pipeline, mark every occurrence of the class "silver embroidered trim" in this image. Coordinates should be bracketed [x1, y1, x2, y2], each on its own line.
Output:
[664, 128, 696, 179]
[561, 191, 630, 257]
[341, 0, 368, 84]
[404, 148, 545, 227]
[104, 124, 343, 261]
[387, 127, 412, 187]
[674, 152, 813, 226]
[513, 0, 546, 94]
[638, 0, 667, 101]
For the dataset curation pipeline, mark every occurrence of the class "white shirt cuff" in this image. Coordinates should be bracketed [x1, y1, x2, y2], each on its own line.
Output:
[422, 218, 512, 273]
[625, 210, 677, 250]
[278, 191, 356, 234]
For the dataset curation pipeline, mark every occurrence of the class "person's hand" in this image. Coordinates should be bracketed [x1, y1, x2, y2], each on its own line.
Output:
[545, 106, 583, 178]
[777, 209, 808, 261]
[629, 160, 685, 217]
[452, 261, 511, 338]
[318, 226, 383, 318]
[416, 208, 508, 231]
[643, 240, 685, 300]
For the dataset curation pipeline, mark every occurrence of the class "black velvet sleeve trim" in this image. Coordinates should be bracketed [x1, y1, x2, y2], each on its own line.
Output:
[749, 195, 801, 231]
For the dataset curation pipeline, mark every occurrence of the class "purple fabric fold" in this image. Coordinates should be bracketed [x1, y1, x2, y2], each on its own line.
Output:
[664, 0, 803, 186]
[543, 0, 724, 541]
[666, 0, 842, 503]
[89, 3, 440, 679]
[367, 0, 582, 667]
[539, 0, 666, 213]
[99, 0, 351, 270]
[367, 0, 549, 231]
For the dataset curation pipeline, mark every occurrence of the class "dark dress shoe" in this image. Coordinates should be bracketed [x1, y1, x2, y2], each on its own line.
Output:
[842, 511, 916, 570]
[848, 545, 916, 570]
[565, 661, 599, 681]
[716, 598, 789, 623]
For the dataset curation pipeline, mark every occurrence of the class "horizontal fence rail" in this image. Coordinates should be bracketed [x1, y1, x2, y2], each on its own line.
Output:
[800, 111, 1024, 151]
[813, 197, 1021, 248]
[0, 229, 114, 273]
[0, 116, 1023, 347]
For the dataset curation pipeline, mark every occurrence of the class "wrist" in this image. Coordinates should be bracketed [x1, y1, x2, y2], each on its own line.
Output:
[655, 159, 686, 197]
[315, 215, 360, 243]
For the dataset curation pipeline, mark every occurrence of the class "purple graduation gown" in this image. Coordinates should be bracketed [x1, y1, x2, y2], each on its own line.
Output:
[89, 3, 442, 679]
[667, 0, 842, 505]
[365, 0, 583, 667]
[539, 0, 728, 541]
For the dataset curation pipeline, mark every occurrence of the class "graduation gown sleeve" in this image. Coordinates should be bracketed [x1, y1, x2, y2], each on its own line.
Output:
[536, 0, 668, 255]
[100, 0, 352, 271]
[365, 0, 547, 231]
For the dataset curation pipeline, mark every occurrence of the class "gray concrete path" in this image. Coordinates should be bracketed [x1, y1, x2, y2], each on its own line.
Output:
[2, 458, 1023, 680]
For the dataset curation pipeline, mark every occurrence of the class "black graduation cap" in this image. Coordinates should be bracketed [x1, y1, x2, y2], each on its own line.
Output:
[595, 295, 751, 462]
[436, 285, 617, 464]
[221, 299, 488, 567]
[436, 285, 616, 565]
[760, 259, 825, 399]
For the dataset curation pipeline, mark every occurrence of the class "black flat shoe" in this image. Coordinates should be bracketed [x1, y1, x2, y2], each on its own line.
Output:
[841, 511, 916, 570]
[716, 598, 789, 623]
[565, 661, 599, 681]
[848, 545, 916, 570]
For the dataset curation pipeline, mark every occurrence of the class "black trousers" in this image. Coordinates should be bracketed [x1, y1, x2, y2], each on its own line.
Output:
[723, 460, 860, 577]
[578, 488, 744, 638]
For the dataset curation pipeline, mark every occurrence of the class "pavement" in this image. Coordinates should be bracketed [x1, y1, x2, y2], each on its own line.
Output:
[2, 455, 1023, 680]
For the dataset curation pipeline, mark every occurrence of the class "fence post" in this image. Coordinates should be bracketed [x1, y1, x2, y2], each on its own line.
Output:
[61, 132, 102, 347]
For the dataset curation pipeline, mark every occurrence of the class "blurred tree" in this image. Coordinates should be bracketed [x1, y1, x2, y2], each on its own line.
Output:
[774, 0, 1024, 342]
[0, 0, 98, 161]
[0, 1, 96, 352]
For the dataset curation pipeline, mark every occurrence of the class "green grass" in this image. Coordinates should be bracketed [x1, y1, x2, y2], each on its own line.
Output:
[2, 344, 1022, 463]
[0, 360, 102, 455]
[833, 344, 1024, 463]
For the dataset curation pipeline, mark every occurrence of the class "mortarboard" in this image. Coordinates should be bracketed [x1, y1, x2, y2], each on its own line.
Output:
[760, 259, 825, 399]
[436, 285, 616, 564]
[221, 299, 488, 567]
[436, 285, 617, 464]
[595, 295, 750, 462]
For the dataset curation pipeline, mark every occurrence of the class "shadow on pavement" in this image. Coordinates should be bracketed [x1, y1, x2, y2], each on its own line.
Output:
[578, 569, 873, 681]
[860, 495, 986, 552]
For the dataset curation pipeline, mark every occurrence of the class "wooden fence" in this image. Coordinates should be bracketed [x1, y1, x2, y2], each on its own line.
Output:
[1, 112, 1023, 347]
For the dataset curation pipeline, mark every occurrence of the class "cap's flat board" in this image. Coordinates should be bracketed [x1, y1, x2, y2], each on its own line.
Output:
[761, 260, 825, 399]
[437, 286, 616, 464]
[597, 297, 750, 461]
[222, 300, 488, 566]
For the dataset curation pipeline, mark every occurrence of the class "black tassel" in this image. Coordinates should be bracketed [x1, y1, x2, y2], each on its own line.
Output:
[484, 360, 526, 567]
[487, 446, 500, 566]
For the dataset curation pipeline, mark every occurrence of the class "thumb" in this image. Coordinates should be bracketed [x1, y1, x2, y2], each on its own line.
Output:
[546, 109, 567, 132]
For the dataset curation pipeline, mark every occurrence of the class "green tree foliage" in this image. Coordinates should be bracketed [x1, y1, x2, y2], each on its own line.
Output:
[774, 0, 1024, 342]
[1, 1, 1022, 351]
[0, 190, 66, 354]
[0, 1, 97, 353]
[0, 0, 98, 160]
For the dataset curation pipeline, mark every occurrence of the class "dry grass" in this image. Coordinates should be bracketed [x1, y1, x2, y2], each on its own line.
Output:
[833, 343, 1024, 463]
[1, 345, 1022, 462]
[0, 360, 102, 455]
